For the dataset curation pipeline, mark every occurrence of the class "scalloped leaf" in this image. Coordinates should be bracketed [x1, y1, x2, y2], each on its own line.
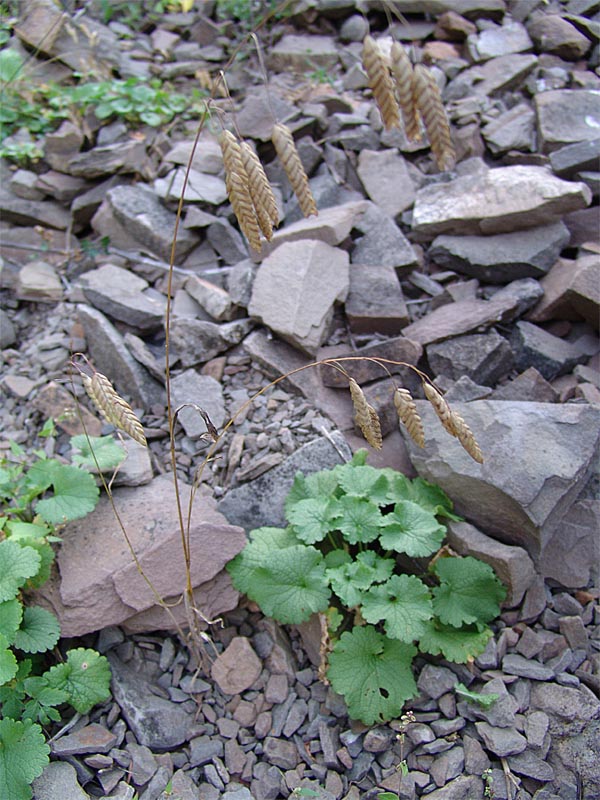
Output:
[34, 465, 99, 524]
[0, 718, 49, 800]
[0, 541, 41, 602]
[335, 463, 389, 505]
[327, 551, 395, 609]
[418, 620, 492, 663]
[0, 598, 23, 642]
[379, 501, 446, 556]
[361, 574, 434, 643]
[70, 435, 126, 472]
[13, 607, 60, 654]
[432, 557, 506, 628]
[327, 626, 417, 725]
[45, 648, 111, 713]
[286, 497, 340, 544]
[0, 633, 18, 685]
[332, 496, 384, 545]
[226, 527, 300, 594]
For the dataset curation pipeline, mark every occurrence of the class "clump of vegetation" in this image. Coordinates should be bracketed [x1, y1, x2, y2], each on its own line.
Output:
[0, 421, 122, 799]
[228, 450, 506, 725]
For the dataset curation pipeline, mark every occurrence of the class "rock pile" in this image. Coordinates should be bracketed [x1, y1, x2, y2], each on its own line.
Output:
[1, 0, 599, 798]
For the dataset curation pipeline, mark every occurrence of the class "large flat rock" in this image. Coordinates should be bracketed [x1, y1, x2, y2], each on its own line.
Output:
[401, 401, 600, 584]
[34, 475, 246, 636]
[412, 166, 591, 236]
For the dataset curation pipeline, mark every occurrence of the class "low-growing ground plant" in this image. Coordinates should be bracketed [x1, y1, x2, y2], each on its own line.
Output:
[227, 449, 506, 725]
[0, 422, 119, 799]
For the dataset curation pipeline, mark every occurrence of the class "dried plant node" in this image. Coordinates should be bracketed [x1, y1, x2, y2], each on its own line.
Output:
[412, 63, 456, 171]
[219, 129, 263, 252]
[271, 123, 317, 218]
[362, 35, 400, 131]
[390, 42, 421, 142]
[393, 387, 425, 448]
[240, 140, 279, 240]
[349, 377, 382, 450]
[82, 371, 147, 447]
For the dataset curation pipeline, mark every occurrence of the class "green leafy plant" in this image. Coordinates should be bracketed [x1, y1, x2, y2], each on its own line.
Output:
[228, 450, 506, 725]
[455, 682, 499, 709]
[0, 430, 120, 799]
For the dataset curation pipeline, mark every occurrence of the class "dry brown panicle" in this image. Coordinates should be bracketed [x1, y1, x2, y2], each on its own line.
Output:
[239, 140, 279, 240]
[412, 63, 456, 171]
[362, 34, 400, 131]
[390, 42, 422, 142]
[349, 377, 383, 450]
[393, 387, 425, 448]
[219, 129, 263, 252]
[82, 371, 147, 447]
[271, 122, 318, 218]
[423, 382, 483, 463]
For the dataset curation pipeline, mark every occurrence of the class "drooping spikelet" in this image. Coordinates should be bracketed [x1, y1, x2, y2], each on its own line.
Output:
[271, 122, 317, 218]
[82, 371, 147, 447]
[412, 63, 456, 171]
[362, 34, 400, 131]
[219, 129, 262, 252]
[393, 387, 425, 448]
[240, 140, 279, 240]
[423, 383, 483, 463]
[349, 377, 382, 450]
[390, 42, 421, 142]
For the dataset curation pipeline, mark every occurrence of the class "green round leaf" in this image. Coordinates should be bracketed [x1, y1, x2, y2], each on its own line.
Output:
[58, 648, 112, 713]
[432, 556, 506, 627]
[0, 541, 41, 602]
[0, 633, 18, 685]
[139, 110, 164, 126]
[0, 718, 49, 800]
[334, 496, 384, 545]
[379, 500, 446, 556]
[13, 607, 60, 654]
[286, 497, 339, 544]
[418, 620, 492, 663]
[34, 464, 99, 524]
[361, 574, 433, 643]
[0, 598, 23, 642]
[328, 626, 417, 725]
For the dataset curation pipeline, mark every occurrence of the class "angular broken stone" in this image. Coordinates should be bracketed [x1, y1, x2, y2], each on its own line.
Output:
[154, 167, 227, 205]
[356, 149, 417, 217]
[211, 637, 262, 695]
[426, 329, 514, 386]
[248, 240, 349, 356]
[402, 400, 600, 578]
[535, 89, 600, 153]
[351, 202, 418, 270]
[467, 19, 533, 61]
[318, 336, 423, 388]
[185, 275, 236, 322]
[447, 53, 538, 99]
[429, 222, 570, 283]
[169, 317, 254, 367]
[528, 254, 600, 329]
[15, 260, 63, 302]
[345, 264, 409, 334]
[34, 475, 246, 637]
[491, 367, 559, 402]
[170, 370, 225, 438]
[510, 320, 587, 379]
[79, 264, 166, 332]
[68, 140, 149, 179]
[527, 13, 591, 60]
[268, 34, 338, 71]
[549, 138, 600, 179]
[412, 166, 591, 236]
[162, 134, 223, 174]
[0, 186, 72, 231]
[481, 103, 536, 155]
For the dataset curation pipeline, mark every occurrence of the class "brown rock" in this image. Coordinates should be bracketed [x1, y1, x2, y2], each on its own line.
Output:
[528, 255, 600, 329]
[33, 381, 102, 437]
[346, 264, 409, 334]
[491, 368, 559, 402]
[211, 637, 262, 694]
[527, 13, 591, 60]
[434, 11, 477, 41]
[318, 336, 423, 388]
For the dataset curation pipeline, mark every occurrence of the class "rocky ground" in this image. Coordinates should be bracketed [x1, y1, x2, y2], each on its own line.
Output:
[1, 0, 600, 799]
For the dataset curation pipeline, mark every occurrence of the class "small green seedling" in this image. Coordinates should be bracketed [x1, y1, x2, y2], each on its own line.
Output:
[455, 682, 499, 709]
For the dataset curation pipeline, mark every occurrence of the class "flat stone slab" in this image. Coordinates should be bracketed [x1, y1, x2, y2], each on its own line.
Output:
[248, 239, 349, 355]
[34, 475, 246, 637]
[535, 89, 600, 153]
[356, 149, 417, 217]
[268, 34, 338, 71]
[412, 166, 591, 236]
[528, 254, 600, 329]
[429, 222, 570, 283]
[345, 263, 409, 334]
[401, 401, 600, 574]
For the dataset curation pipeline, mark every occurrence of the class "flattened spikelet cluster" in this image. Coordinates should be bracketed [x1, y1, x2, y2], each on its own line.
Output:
[349, 378, 382, 450]
[219, 129, 262, 252]
[362, 34, 400, 131]
[423, 383, 483, 463]
[390, 42, 421, 142]
[412, 63, 456, 172]
[82, 371, 147, 447]
[272, 122, 318, 218]
[240, 140, 279, 240]
[393, 388, 425, 448]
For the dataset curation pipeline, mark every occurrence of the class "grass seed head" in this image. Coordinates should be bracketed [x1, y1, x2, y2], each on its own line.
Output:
[271, 122, 318, 218]
[362, 34, 400, 131]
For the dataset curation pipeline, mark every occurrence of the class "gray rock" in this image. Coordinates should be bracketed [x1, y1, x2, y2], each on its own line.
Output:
[15, 260, 63, 303]
[260, 201, 367, 255]
[535, 89, 600, 153]
[528, 13, 591, 59]
[463, 734, 491, 775]
[262, 737, 300, 770]
[79, 264, 166, 332]
[412, 166, 591, 236]
[185, 276, 236, 322]
[510, 320, 587, 379]
[189, 736, 224, 766]
[482, 102, 536, 154]
[446, 53, 538, 99]
[402, 401, 600, 575]
[475, 722, 527, 756]
[467, 19, 533, 61]
[33, 475, 245, 636]
[539, 495, 600, 587]
[170, 370, 225, 438]
[76, 305, 165, 409]
[206, 218, 248, 264]
[33, 761, 89, 800]
[0, 307, 16, 348]
[503, 653, 555, 680]
[491, 367, 559, 402]
[427, 330, 513, 386]
[67, 140, 149, 179]
[346, 263, 409, 334]
[44, 120, 84, 173]
[217, 431, 351, 531]
[549, 138, 600, 178]
[351, 202, 418, 270]
[446, 520, 535, 606]
[169, 317, 253, 367]
[340, 14, 370, 42]
[0, 186, 72, 231]
[248, 240, 349, 355]
[154, 168, 227, 205]
[429, 222, 569, 283]
[418, 664, 460, 700]
[357, 149, 416, 217]
[430, 746, 465, 787]
[418, 774, 484, 799]
[10, 168, 45, 200]
[268, 34, 338, 71]
[92, 185, 200, 261]
[162, 134, 222, 175]
[318, 336, 423, 388]
[527, 254, 600, 329]
[549, 717, 600, 797]
[108, 653, 193, 749]
[236, 88, 298, 142]
[530, 683, 600, 735]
